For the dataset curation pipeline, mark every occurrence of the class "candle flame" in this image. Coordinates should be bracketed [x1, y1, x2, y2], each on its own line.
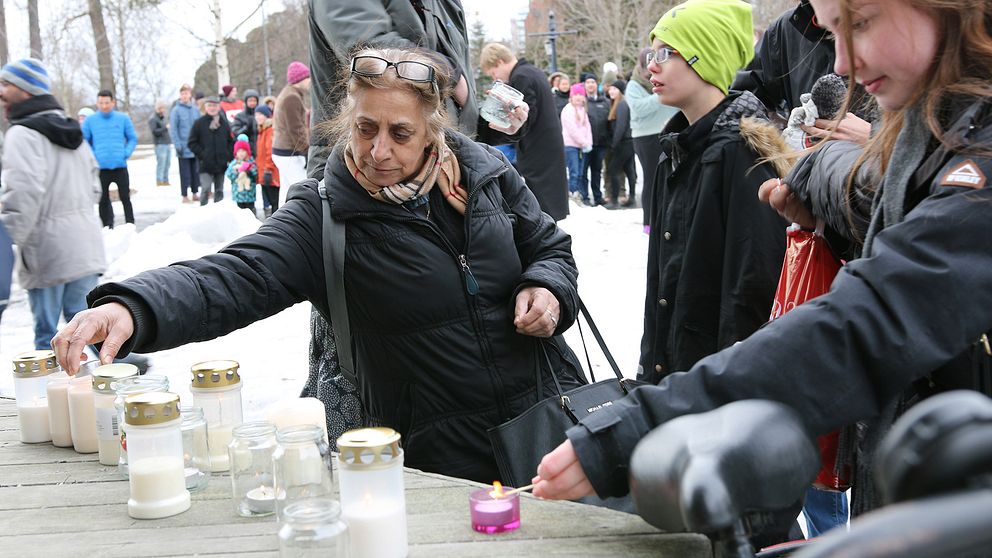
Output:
[489, 480, 505, 499]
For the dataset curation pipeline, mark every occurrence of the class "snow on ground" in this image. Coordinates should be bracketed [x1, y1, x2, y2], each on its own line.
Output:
[0, 146, 648, 421]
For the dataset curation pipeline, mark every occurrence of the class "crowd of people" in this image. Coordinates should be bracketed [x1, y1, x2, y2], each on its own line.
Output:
[4, 0, 991, 549]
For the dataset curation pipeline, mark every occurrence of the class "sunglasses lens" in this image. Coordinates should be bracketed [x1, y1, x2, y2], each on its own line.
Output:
[353, 56, 388, 75]
[397, 62, 432, 82]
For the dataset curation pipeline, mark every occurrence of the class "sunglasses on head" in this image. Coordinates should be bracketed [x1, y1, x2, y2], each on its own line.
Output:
[350, 55, 436, 83]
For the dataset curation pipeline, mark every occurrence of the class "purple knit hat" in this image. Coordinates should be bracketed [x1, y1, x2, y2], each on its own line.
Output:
[287, 61, 310, 84]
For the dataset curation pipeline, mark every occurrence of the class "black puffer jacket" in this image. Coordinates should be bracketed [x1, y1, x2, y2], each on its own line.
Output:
[88, 132, 585, 483]
[586, 94, 611, 147]
[638, 91, 788, 383]
[569, 99, 992, 503]
[187, 114, 234, 174]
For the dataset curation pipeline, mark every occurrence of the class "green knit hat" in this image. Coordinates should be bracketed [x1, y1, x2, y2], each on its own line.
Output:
[649, 0, 754, 95]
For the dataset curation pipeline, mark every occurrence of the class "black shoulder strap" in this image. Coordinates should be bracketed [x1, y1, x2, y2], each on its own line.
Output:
[318, 179, 357, 386]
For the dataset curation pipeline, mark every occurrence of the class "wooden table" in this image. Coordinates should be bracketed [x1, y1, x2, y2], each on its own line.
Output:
[0, 398, 711, 557]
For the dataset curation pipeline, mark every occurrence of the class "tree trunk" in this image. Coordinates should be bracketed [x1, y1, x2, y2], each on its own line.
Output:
[88, 0, 116, 96]
[112, 2, 131, 111]
[27, 0, 41, 59]
[0, 0, 9, 66]
[212, 0, 230, 93]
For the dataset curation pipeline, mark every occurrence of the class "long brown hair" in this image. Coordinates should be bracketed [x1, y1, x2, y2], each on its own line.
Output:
[608, 89, 625, 121]
[843, 0, 992, 191]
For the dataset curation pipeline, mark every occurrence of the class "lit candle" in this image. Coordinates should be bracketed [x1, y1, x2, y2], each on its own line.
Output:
[342, 495, 408, 558]
[244, 485, 276, 514]
[17, 399, 51, 444]
[469, 483, 521, 534]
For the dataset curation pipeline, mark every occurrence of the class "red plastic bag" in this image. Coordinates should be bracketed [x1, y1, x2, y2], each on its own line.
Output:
[769, 224, 850, 490]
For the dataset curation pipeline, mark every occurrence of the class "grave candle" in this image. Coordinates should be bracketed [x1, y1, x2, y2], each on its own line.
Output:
[190, 360, 243, 473]
[12, 351, 57, 444]
[46, 372, 73, 447]
[68, 375, 98, 453]
[124, 392, 191, 519]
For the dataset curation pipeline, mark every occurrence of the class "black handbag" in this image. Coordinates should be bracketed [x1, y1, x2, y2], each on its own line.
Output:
[487, 298, 647, 502]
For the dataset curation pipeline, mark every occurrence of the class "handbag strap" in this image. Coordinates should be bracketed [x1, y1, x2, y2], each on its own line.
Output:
[577, 297, 630, 390]
[536, 339, 579, 423]
[318, 179, 358, 387]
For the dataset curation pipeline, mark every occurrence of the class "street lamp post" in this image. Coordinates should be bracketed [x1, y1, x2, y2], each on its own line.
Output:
[527, 10, 576, 73]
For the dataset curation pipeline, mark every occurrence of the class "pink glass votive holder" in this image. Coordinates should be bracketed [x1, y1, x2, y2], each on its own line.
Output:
[469, 489, 521, 534]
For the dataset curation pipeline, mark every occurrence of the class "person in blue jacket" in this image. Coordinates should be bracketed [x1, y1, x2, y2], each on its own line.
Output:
[82, 89, 137, 228]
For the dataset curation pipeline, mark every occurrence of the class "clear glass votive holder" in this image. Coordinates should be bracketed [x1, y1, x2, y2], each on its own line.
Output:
[180, 405, 210, 492]
[230, 421, 278, 517]
[469, 489, 521, 534]
[480, 81, 524, 128]
[274, 425, 334, 520]
[278, 498, 350, 558]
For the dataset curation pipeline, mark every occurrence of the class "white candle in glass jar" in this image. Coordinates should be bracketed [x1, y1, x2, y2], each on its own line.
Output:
[17, 400, 51, 443]
[342, 496, 408, 558]
[128, 456, 191, 519]
[46, 374, 73, 447]
[68, 378, 98, 453]
[208, 424, 234, 472]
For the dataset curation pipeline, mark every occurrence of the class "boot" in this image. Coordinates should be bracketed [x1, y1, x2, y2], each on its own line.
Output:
[264, 207, 273, 218]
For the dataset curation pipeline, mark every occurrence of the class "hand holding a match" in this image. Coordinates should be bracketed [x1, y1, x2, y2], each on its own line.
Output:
[532, 440, 595, 500]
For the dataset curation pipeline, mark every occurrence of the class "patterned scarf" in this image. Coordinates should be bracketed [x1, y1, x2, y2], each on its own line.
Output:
[344, 143, 467, 214]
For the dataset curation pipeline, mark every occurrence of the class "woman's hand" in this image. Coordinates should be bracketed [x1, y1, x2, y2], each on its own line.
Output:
[758, 178, 817, 229]
[51, 302, 135, 375]
[513, 286, 560, 337]
[801, 112, 871, 145]
[532, 440, 595, 500]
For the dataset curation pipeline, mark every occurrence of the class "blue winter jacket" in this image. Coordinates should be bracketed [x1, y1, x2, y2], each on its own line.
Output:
[170, 100, 199, 158]
[82, 110, 137, 169]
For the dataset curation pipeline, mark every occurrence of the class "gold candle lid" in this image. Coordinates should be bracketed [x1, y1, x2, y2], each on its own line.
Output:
[124, 392, 181, 426]
[91, 363, 139, 393]
[190, 360, 241, 388]
[12, 350, 58, 378]
[337, 427, 402, 470]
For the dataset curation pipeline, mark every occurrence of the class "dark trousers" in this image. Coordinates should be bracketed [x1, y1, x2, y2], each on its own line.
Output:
[633, 134, 663, 226]
[178, 157, 200, 197]
[261, 185, 280, 213]
[607, 144, 637, 203]
[98, 167, 133, 228]
[583, 145, 607, 204]
[199, 172, 225, 205]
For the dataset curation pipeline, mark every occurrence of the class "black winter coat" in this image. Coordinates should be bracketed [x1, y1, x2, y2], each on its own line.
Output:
[638, 91, 787, 383]
[477, 59, 569, 222]
[87, 132, 585, 483]
[231, 106, 258, 156]
[552, 89, 570, 117]
[569, 99, 992, 503]
[187, 115, 234, 174]
[731, 1, 834, 114]
[585, 94, 611, 147]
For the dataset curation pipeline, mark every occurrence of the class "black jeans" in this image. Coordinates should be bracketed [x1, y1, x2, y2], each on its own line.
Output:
[607, 143, 637, 203]
[199, 172, 225, 205]
[633, 134, 663, 226]
[177, 157, 200, 197]
[98, 167, 133, 228]
[261, 184, 280, 213]
[583, 145, 608, 204]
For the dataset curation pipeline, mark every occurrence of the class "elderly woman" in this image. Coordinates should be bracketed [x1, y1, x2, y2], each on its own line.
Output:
[52, 46, 585, 483]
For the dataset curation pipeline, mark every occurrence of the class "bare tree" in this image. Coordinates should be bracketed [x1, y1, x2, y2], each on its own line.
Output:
[211, 0, 230, 91]
[87, 0, 116, 95]
[42, 2, 98, 114]
[28, 0, 42, 59]
[0, 0, 8, 66]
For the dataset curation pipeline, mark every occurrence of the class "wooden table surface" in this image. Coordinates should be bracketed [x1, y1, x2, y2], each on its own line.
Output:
[0, 397, 712, 557]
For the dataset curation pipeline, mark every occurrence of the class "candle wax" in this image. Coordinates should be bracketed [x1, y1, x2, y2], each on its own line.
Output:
[207, 424, 234, 472]
[128, 456, 191, 519]
[46, 380, 73, 447]
[342, 498, 408, 558]
[244, 485, 276, 514]
[17, 401, 52, 444]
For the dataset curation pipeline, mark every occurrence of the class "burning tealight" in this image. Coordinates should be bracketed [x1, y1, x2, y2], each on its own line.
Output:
[469, 481, 521, 534]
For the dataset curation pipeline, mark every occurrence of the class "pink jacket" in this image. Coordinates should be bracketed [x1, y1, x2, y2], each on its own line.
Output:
[560, 104, 593, 150]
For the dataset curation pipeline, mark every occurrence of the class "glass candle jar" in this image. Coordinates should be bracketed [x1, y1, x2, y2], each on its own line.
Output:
[190, 360, 243, 472]
[115, 375, 170, 477]
[179, 405, 210, 492]
[480, 81, 525, 128]
[12, 351, 58, 444]
[274, 425, 334, 520]
[337, 428, 407, 558]
[46, 371, 73, 447]
[68, 373, 98, 453]
[230, 421, 278, 517]
[92, 363, 139, 465]
[278, 498, 350, 558]
[124, 391, 191, 519]
[469, 487, 521, 534]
